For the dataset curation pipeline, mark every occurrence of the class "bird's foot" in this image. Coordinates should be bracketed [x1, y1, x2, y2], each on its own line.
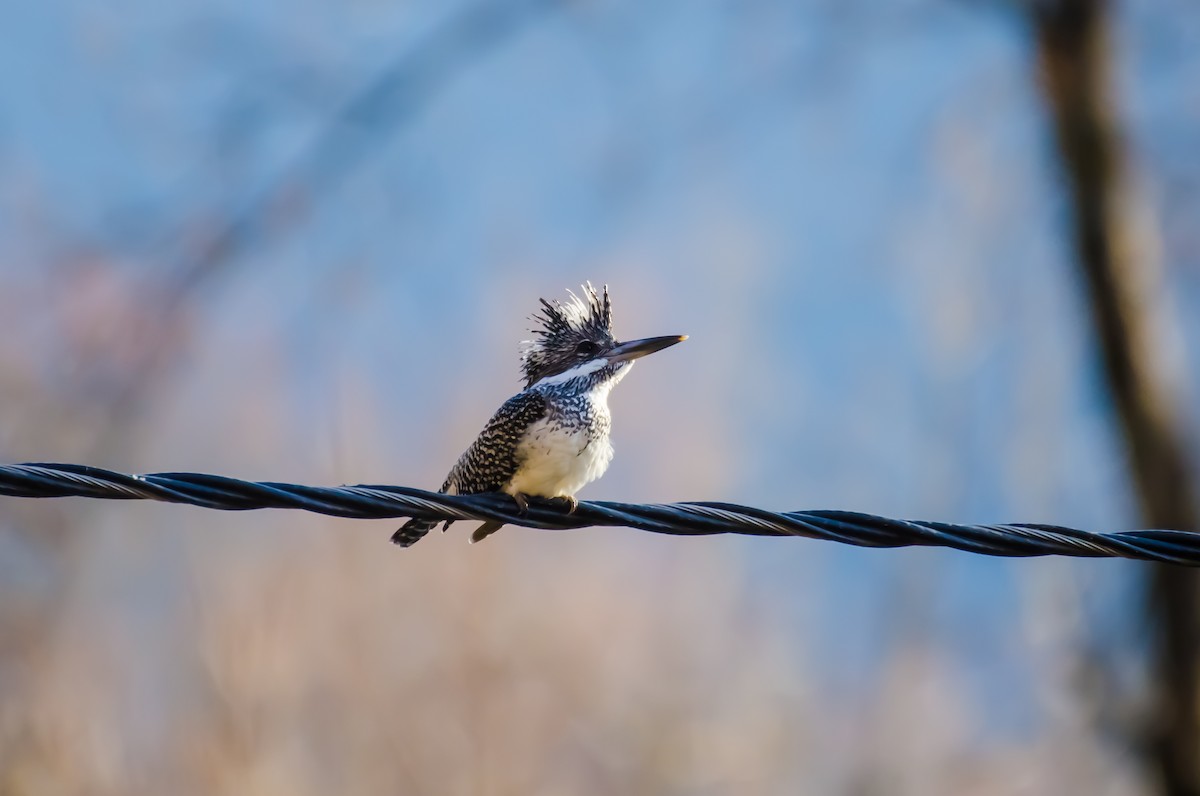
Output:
[511, 492, 529, 514]
[556, 495, 579, 514]
[470, 520, 503, 544]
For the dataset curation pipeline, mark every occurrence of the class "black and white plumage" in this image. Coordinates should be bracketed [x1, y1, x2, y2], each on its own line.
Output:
[392, 284, 685, 546]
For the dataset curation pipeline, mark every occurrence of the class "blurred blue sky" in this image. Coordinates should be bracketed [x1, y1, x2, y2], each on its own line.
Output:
[2, 0, 1199, 757]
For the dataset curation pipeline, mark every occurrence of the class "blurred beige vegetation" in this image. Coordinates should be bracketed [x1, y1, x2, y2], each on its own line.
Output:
[0, 265, 1145, 796]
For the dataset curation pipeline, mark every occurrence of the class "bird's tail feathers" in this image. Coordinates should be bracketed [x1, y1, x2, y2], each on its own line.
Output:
[393, 516, 481, 546]
[391, 518, 436, 547]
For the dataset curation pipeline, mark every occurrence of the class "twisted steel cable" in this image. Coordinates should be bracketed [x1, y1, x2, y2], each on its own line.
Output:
[0, 462, 1197, 564]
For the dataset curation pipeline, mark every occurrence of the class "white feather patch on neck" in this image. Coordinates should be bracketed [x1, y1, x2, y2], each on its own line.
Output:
[532, 358, 607, 388]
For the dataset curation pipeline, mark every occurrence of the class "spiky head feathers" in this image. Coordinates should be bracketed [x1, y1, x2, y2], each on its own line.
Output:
[520, 283, 615, 387]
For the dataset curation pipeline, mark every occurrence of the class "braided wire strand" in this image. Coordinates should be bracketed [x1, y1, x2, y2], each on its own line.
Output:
[0, 462, 1197, 564]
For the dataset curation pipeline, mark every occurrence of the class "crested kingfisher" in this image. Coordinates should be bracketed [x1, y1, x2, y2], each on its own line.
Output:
[392, 283, 686, 546]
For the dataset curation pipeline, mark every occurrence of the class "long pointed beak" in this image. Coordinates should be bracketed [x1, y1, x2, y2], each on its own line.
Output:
[606, 334, 687, 364]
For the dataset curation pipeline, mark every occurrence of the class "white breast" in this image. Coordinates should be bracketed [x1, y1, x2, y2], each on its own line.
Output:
[507, 414, 614, 499]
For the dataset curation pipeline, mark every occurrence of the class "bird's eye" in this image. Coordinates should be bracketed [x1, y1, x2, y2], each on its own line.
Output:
[575, 341, 599, 357]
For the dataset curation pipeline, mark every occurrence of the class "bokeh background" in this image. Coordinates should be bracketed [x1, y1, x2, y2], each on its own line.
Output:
[1, 0, 1199, 793]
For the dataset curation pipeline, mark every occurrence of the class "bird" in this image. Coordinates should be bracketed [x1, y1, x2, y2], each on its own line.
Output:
[391, 283, 686, 546]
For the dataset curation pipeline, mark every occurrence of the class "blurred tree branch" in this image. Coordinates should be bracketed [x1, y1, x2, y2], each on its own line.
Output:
[95, 0, 563, 457]
[171, 0, 562, 293]
[1031, 1, 1200, 793]
[0, 2, 563, 785]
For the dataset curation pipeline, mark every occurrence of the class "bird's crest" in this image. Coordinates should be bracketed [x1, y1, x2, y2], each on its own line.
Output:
[520, 283, 615, 387]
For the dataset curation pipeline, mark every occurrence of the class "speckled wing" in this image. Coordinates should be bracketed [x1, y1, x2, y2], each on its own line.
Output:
[390, 390, 548, 547]
[443, 389, 549, 495]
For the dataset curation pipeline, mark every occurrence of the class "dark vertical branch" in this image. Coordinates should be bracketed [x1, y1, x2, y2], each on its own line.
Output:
[1031, 1, 1200, 793]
